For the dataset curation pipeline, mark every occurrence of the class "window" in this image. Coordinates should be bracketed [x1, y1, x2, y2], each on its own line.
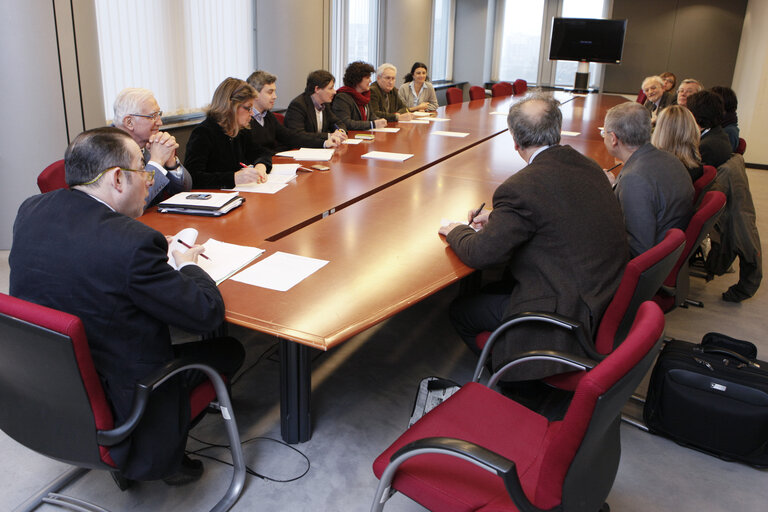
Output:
[430, 0, 455, 82]
[331, 0, 380, 85]
[94, 0, 254, 123]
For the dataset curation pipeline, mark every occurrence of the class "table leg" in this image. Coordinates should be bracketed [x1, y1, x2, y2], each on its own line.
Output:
[279, 339, 311, 443]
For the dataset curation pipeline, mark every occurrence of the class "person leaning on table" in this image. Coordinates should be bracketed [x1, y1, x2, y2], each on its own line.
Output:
[369, 63, 414, 122]
[184, 77, 272, 189]
[398, 61, 438, 112]
[331, 61, 388, 131]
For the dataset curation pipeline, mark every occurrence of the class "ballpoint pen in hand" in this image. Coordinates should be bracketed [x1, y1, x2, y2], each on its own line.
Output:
[469, 202, 486, 226]
[177, 239, 210, 260]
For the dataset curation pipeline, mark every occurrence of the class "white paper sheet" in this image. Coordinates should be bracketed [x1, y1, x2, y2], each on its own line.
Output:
[426, 117, 450, 122]
[342, 138, 364, 144]
[431, 131, 470, 138]
[398, 119, 430, 124]
[490, 111, 508, 116]
[275, 148, 335, 161]
[560, 130, 581, 136]
[440, 219, 480, 232]
[370, 127, 400, 133]
[167, 229, 264, 284]
[231, 251, 329, 291]
[361, 151, 414, 162]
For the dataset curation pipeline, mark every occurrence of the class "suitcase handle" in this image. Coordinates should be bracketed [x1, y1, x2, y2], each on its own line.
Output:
[698, 346, 761, 368]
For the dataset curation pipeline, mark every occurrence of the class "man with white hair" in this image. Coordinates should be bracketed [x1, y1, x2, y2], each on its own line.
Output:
[676, 78, 704, 107]
[113, 88, 192, 207]
[641, 75, 673, 122]
[369, 63, 413, 122]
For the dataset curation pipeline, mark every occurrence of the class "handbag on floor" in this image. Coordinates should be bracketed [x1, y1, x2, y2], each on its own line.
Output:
[643, 332, 768, 467]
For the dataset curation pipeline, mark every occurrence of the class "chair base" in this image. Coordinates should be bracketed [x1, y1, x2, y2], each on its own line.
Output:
[13, 466, 107, 512]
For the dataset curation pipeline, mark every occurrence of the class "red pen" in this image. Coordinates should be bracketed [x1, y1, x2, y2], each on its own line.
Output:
[239, 162, 267, 183]
[239, 162, 248, 168]
[176, 239, 210, 260]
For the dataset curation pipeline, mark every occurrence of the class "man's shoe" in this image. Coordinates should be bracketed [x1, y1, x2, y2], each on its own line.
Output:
[110, 471, 133, 491]
[162, 455, 204, 486]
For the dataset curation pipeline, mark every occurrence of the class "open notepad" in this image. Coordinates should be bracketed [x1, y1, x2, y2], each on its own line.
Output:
[168, 228, 264, 284]
[226, 164, 299, 194]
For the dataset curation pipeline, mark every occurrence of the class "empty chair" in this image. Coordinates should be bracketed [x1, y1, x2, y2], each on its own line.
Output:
[491, 81, 513, 98]
[736, 137, 746, 155]
[445, 87, 463, 105]
[372, 301, 665, 512]
[693, 164, 717, 204]
[512, 79, 527, 95]
[469, 86, 486, 101]
[654, 190, 726, 311]
[473, 228, 685, 390]
[37, 159, 67, 193]
[0, 293, 246, 512]
[636, 89, 647, 104]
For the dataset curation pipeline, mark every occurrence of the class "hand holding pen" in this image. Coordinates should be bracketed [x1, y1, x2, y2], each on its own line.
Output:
[235, 162, 268, 185]
[468, 202, 487, 229]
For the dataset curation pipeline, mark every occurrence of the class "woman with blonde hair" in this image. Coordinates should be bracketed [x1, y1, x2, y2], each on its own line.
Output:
[651, 104, 702, 182]
[185, 77, 272, 188]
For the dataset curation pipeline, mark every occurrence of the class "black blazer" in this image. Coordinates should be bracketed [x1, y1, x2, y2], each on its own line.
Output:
[446, 145, 629, 379]
[285, 92, 346, 135]
[700, 125, 734, 168]
[249, 110, 327, 155]
[184, 116, 272, 189]
[9, 189, 225, 479]
[331, 92, 378, 131]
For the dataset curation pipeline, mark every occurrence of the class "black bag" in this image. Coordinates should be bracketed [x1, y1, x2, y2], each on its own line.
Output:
[643, 333, 768, 467]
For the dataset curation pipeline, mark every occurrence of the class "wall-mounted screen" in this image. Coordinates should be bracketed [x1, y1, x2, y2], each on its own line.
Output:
[549, 18, 627, 64]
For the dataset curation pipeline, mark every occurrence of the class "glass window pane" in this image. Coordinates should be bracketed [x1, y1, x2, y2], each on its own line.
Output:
[497, 0, 546, 83]
[431, 0, 453, 81]
[553, 0, 606, 88]
[347, 0, 378, 65]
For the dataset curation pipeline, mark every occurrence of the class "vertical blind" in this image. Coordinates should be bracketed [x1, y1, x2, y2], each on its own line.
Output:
[94, 0, 254, 123]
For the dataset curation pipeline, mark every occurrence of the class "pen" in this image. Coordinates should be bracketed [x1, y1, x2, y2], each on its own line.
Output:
[239, 162, 248, 168]
[469, 202, 486, 225]
[606, 163, 622, 173]
[176, 239, 210, 260]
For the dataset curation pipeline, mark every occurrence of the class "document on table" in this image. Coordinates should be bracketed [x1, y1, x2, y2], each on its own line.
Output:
[561, 130, 581, 136]
[168, 228, 265, 285]
[231, 251, 329, 291]
[361, 151, 414, 162]
[225, 164, 299, 194]
[370, 127, 400, 133]
[274, 148, 335, 161]
[440, 219, 480, 232]
[426, 117, 450, 122]
[342, 138, 363, 144]
[398, 119, 430, 124]
[412, 111, 432, 117]
[431, 130, 470, 138]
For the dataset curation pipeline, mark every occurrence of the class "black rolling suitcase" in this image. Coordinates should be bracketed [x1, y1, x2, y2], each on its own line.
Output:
[643, 333, 768, 467]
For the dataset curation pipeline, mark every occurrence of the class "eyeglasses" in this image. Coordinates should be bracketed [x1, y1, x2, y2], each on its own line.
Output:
[130, 111, 163, 120]
[77, 166, 155, 186]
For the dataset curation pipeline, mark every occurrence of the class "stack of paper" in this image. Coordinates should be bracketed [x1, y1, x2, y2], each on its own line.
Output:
[398, 119, 430, 124]
[431, 131, 470, 138]
[157, 192, 244, 216]
[370, 127, 400, 133]
[275, 148, 335, 161]
[361, 151, 414, 162]
[225, 163, 299, 194]
[168, 228, 265, 284]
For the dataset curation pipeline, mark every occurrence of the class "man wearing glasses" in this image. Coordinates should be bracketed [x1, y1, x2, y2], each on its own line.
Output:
[369, 63, 414, 122]
[113, 88, 192, 206]
[9, 127, 244, 486]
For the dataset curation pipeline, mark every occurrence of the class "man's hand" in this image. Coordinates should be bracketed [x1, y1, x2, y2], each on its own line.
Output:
[397, 112, 414, 121]
[147, 132, 179, 168]
[235, 164, 268, 185]
[468, 209, 490, 229]
[438, 222, 464, 236]
[332, 129, 348, 141]
[324, 132, 342, 148]
[373, 118, 387, 129]
[172, 244, 205, 265]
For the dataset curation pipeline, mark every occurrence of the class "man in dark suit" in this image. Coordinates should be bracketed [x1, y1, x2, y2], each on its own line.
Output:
[603, 102, 694, 257]
[686, 90, 733, 167]
[9, 127, 244, 485]
[113, 88, 192, 207]
[246, 70, 342, 156]
[369, 63, 414, 122]
[285, 69, 348, 140]
[440, 95, 628, 380]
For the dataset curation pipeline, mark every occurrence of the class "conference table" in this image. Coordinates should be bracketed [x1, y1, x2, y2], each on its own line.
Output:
[140, 90, 628, 443]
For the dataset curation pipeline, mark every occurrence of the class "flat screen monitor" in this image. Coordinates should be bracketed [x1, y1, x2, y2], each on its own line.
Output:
[549, 18, 627, 64]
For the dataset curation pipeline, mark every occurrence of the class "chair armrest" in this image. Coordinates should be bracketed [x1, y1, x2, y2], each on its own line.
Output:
[96, 356, 218, 446]
[487, 350, 598, 388]
[374, 437, 553, 512]
[473, 311, 597, 382]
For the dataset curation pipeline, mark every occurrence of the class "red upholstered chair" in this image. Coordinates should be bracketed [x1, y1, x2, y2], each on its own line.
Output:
[693, 164, 717, 205]
[37, 159, 67, 193]
[469, 86, 487, 101]
[445, 87, 463, 105]
[274, 112, 285, 125]
[636, 89, 647, 104]
[512, 79, 528, 95]
[0, 293, 246, 512]
[491, 81, 514, 98]
[372, 301, 665, 512]
[654, 191, 726, 311]
[736, 137, 746, 155]
[473, 228, 684, 390]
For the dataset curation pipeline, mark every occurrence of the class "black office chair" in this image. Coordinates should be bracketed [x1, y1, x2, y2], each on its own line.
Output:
[0, 292, 246, 512]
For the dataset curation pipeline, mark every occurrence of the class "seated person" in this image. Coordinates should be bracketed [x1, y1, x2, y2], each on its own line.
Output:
[603, 102, 694, 257]
[284, 69, 348, 140]
[660, 71, 677, 95]
[369, 63, 414, 122]
[687, 90, 733, 168]
[398, 62, 438, 112]
[112, 87, 192, 206]
[246, 70, 341, 155]
[184, 77, 271, 189]
[439, 95, 628, 381]
[10, 127, 245, 484]
[651, 105, 704, 183]
[711, 85, 740, 152]
[676, 78, 703, 107]
[641, 75, 674, 123]
[331, 61, 388, 131]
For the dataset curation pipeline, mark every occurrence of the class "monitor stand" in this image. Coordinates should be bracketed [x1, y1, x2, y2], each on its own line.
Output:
[574, 61, 590, 93]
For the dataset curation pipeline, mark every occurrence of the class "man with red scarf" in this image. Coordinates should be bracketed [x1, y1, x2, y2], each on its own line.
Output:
[331, 61, 388, 131]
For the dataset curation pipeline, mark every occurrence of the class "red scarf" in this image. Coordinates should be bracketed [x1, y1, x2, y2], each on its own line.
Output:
[337, 86, 370, 120]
